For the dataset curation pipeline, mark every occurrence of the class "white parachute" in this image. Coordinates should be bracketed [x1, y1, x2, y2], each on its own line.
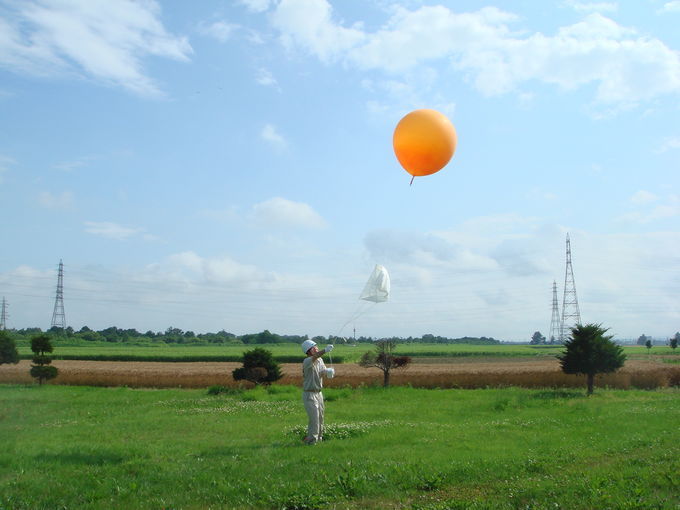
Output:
[359, 264, 390, 303]
[337, 265, 390, 337]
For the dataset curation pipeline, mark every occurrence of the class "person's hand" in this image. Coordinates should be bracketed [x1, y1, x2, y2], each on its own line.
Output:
[325, 344, 334, 353]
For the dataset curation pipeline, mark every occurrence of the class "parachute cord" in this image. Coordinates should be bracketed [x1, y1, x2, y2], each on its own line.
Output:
[336, 302, 376, 337]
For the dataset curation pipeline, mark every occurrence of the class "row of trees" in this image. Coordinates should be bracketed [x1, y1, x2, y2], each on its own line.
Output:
[4, 326, 500, 346]
[636, 333, 680, 347]
[530, 330, 680, 347]
[10, 326, 239, 344]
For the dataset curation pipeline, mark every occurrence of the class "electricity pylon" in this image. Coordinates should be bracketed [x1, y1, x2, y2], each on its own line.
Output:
[548, 281, 560, 344]
[559, 234, 581, 342]
[0, 297, 7, 330]
[51, 259, 66, 329]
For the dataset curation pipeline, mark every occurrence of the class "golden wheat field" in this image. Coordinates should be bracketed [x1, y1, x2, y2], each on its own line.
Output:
[2, 357, 678, 389]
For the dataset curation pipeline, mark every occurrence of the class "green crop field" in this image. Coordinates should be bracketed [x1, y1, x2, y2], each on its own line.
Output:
[1, 384, 678, 509]
[14, 340, 678, 364]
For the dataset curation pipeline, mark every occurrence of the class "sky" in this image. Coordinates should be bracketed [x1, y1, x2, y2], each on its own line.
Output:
[0, 0, 678, 342]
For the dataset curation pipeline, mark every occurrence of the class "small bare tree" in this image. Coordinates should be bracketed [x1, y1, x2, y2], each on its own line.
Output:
[358, 340, 411, 387]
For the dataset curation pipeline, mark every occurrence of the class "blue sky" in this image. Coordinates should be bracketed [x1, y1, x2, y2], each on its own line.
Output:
[0, 0, 678, 341]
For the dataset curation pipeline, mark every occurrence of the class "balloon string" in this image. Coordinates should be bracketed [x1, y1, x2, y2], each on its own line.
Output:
[409, 175, 414, 186]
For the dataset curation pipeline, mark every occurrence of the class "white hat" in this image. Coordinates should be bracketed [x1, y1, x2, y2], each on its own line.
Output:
[301, 339, 317, 354]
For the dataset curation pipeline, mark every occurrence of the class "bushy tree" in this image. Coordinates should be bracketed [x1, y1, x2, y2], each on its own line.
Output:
[670, 335, 678, 350]
[530, 331, 546, 345]
[358, 340, 411, 387]
[558, 324, 626, 395]
[645, 339, 652, 351]
[0, 330, 20, 365]
[30, 334, 58, 385]
[232, 347, 281, 385]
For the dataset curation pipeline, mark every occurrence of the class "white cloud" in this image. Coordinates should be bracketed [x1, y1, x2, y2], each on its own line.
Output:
[620, 194, 680, 223]
[0, 155, 14, 183]
[527, 187, 558, 201]
[0, 0, 192, 97]
[267, 2, 680, 106]
[491, 237, 555, 277]
[562, 1, 618, 13]
[270, 0, 365, 62]
[363, 229, 498, 278]
[255, 67, 278, 87]
[261, 123, 287, 148]
[198, 20, 239, 43]
[53, 155, 96, 172]
[84, 221, 146, 240]
[658, 1, 680, 13]
[164, 251, 271, 285]
[361, 71, 457, 118]
[251, 197, 327, 230]
[631, 190, 658, 205]
[239, 0, 274, 13]
[38, 191, 74, 210]
[365, 229, 460, 265]
[656, 136, 680, 153]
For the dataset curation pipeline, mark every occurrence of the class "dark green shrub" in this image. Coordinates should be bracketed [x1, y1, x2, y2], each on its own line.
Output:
[232, 347, 282, 385]
[0, 330, 20, 365]
[30, 334, 58, 385]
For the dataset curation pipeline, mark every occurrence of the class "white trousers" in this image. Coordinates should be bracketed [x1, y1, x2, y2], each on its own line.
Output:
[303, 391, 324, 442]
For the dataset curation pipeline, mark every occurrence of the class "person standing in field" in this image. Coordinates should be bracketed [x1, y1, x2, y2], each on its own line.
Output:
[301, 340, 334, 445]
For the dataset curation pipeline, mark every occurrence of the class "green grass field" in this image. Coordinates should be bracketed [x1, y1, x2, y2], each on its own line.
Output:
[15, 341, 549, 363]
[14, 340, 679, 364]
[2, 384, 678, 509]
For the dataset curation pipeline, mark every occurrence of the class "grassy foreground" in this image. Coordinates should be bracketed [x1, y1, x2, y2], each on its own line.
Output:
[1, 384, 679, 510]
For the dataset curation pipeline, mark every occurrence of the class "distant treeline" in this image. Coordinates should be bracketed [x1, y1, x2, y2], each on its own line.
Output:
[6, 326, 501, 346]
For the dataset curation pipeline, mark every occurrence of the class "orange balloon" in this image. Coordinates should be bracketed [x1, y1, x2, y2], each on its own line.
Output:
[393, 109, 457, 178]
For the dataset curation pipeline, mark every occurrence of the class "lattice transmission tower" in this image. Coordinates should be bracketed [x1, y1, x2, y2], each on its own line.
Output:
[548, 281, 560, 344]
[0, 297, 8, 330]
[559, 234, 581, 342]
[51, 259, 66, 329]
